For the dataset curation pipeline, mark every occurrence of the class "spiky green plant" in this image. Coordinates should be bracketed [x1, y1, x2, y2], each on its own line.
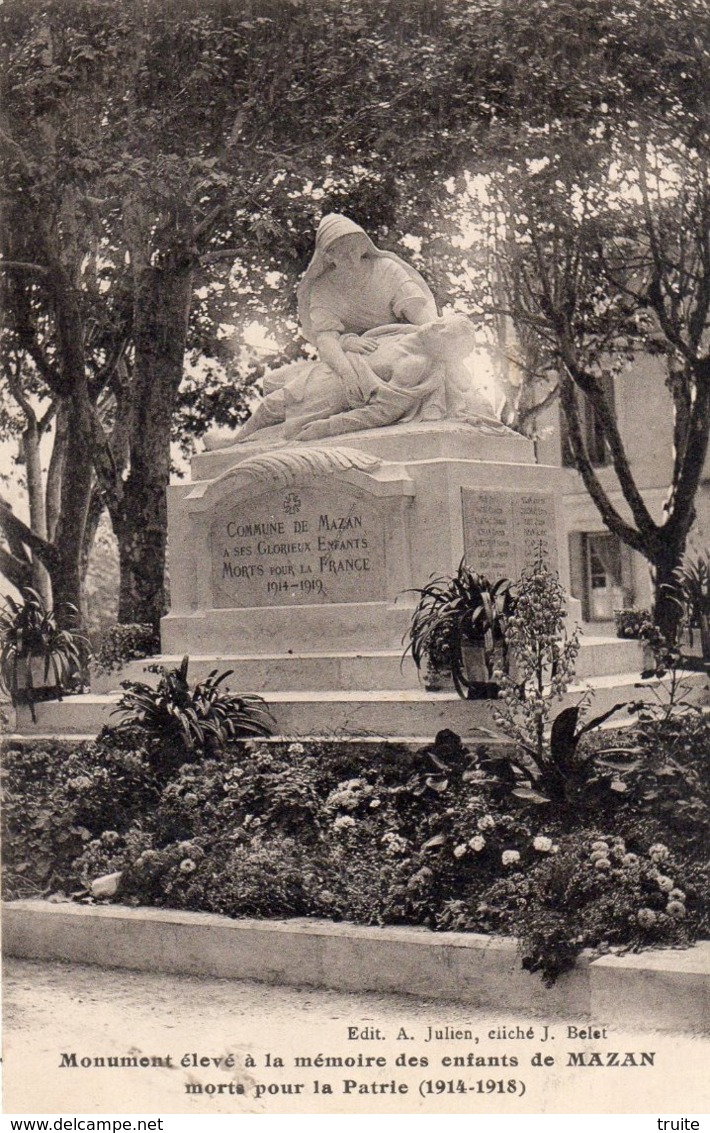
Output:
[674, 550, 710, 657]
[111, 655, 274, 773]
[402, 561, 514, 698]
[0, 588, 86, 719]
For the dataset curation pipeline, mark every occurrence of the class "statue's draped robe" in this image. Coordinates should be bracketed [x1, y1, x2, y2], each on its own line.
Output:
[265, 259, 503, 434]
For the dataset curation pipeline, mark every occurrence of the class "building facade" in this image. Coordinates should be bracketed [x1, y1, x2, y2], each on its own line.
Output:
[535, 355, 710, 624]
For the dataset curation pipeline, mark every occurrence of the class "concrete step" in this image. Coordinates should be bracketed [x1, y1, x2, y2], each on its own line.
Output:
[92, 650, 418, 694]
[91, 634, 648, 696]
[15, 669, 708, 740]
[576, 633, 646, 678]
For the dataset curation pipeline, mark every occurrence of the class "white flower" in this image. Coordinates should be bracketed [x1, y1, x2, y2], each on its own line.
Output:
[656, 874, 674, 893]
[333, 815, 356, 832]
[666, 900, 686, 919]
[533, 835, 553, 853]
[649, 842, 670, 863]
[501, 850, 520, 866]
[669, 888, 686, 902]
[591, 840, 609, 853]
[594, 857, 612, 871]
[179, 859, 196, 874]
[477, 815, 495, 831]
[369, 798, 381, 809]
[288, 742, 305, 755]
[637, 907, 657, 928]
[381, 832, 408, 855]
[468, 835, 486, 852]
[453, 844, 468, 859]
[326, 778, 372, 811]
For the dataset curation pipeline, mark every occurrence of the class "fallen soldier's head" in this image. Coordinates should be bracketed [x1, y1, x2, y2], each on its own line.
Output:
[414, 315, 478, 360]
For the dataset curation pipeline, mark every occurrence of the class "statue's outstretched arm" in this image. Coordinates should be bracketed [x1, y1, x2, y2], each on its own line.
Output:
[315, 331, 375, 407]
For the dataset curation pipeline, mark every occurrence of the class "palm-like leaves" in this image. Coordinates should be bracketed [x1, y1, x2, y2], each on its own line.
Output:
[674, 550, 710, 615]
[403, 561, 514, 697]
[111, 655, 274, 760]
[674, 550, 710, 656]
[0, 588, 86, 710]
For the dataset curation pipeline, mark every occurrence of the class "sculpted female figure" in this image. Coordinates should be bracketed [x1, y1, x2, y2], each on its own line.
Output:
[206, 213, 501, 447]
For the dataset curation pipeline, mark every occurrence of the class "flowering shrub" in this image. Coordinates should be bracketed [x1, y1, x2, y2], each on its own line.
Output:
[93, 623, 160, 675]
[3, 727, 708, 983]
[438, 831, 707, 985]
[1, 736, 157, 897]
[490, 556, 628, 807]
[614, 608, 652, 640]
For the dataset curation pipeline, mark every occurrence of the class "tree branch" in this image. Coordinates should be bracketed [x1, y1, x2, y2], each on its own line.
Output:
[0, 261, 49, 274]
[0, 543, 32, 591]
[7, 356, 38, 426]
[664, 361, 710, 544]
[0, 498, 57, 571]
[199, 246, 249, 264]
[557, 333, 657, 539]
[516, 381, 560, 430]
[194, 202, 226, 243]
[38, 398, 60, 435]
[559, 377, 650, 557]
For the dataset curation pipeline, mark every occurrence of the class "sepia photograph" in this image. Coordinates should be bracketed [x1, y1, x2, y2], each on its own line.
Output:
[1, 0, 709, 1121]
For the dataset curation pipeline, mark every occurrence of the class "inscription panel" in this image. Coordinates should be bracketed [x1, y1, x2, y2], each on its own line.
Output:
[461, 489, 558, 581]
[211, 485, 387, 608]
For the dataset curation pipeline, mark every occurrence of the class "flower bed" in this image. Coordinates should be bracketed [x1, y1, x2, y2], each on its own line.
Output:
[3, 723, 709, 987]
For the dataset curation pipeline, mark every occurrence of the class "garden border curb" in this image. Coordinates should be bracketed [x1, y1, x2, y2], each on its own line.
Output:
[4, 900, 709, 1032]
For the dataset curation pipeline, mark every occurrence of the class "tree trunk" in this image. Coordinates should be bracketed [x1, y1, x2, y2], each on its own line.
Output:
[651, 540, 686, 644]
[21, 419, 52, 608]
[46, 402, 69, 542]
[50, 400, 93, 630]
[116, 258, 193, 630]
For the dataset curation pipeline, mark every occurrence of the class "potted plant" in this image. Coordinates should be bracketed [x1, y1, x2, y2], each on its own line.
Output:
[674, 550, 710, 662]
[0, 588, 86, 721]
[421, 621, 456, 691]
[403, 560, 515, 699]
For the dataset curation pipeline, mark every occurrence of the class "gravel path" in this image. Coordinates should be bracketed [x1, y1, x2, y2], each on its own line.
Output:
[3, 958, 709, 1115]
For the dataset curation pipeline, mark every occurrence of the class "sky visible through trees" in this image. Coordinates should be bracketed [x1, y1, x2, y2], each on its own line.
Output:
[1, 0, 709, 634]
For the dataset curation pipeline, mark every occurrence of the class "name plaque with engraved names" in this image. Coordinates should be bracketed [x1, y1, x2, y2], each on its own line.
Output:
[461, 489, 558, 581]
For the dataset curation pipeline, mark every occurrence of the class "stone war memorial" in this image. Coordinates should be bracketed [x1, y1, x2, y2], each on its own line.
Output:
[4, 6, 710, 1116]
[18, 212, 643, 741]
[156, 214, 592, 740]
[5, 209, 710, 1116]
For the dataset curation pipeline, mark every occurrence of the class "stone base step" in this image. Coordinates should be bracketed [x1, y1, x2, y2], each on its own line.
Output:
[15, 670, 708, 740]
[91, 633, 647, 695]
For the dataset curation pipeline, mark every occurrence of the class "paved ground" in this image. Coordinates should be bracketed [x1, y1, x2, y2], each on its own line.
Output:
[2, 959, 709, 1115]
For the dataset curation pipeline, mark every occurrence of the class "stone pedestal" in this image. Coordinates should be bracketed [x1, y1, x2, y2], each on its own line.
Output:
[10, 421, 676, 742]
[163, 421, 579, 700]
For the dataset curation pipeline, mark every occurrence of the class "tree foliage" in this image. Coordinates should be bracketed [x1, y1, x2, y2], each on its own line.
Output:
[2, 0, 710, 635]
[471, 0, 710, 634]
